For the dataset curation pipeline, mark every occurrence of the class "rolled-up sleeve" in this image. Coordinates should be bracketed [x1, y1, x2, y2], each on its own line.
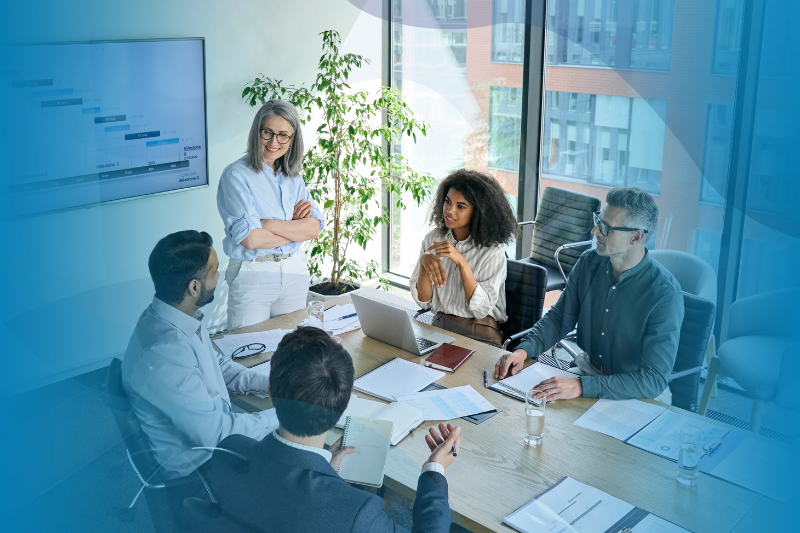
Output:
[409, 241, 433, 307]
[218, 166, 263, 245]
[300, 183, 326, 232]
[467, 246, 506, 319]
[218, 350, 269, 395]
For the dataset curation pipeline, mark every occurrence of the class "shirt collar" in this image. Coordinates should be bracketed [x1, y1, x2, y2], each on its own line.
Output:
[273, 431, 333, 462]
[262, 163, 284, 182]
[443, 228, 472, 246]
[618, 248, 653, 282]
[150, 296, 204, 338]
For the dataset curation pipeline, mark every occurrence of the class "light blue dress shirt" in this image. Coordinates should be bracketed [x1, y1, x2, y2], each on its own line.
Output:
[121, 296, 279, 479]
[217, 156, 325, 261]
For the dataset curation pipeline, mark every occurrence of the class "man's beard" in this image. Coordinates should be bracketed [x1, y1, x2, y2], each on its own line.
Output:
[196, 281, 215, 307]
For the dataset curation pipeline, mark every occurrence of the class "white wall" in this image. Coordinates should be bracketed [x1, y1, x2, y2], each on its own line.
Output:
[0, 0, 385, 395]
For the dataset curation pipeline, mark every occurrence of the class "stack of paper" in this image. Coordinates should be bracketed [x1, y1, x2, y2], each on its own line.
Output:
[213, 329, 294, 358]
[299, 304, 361, 334]
[353, 358, 444, 401]
[573, 399, 666, 441]
[396, 385, 497, 421]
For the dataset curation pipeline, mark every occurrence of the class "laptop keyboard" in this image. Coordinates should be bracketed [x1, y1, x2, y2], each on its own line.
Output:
[416, 337, 437, 354]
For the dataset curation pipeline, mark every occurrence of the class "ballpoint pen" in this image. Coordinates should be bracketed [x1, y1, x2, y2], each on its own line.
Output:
[451, 443, 457, 457]
[483, 370, 488, 388]
[330, 313, 357, 322]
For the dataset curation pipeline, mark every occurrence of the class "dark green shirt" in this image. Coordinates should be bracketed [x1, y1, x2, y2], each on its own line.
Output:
[517, 249, 684, 400]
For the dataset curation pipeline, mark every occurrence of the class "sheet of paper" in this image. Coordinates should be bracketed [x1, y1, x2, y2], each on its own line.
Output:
[504, 477, 634, 533]
[395, 385, 497, 421]
[573, 399, 666, 441]
[631, 513, 691, 533]
[299, 303, 361, 334]
[627, 410, 729, 461]
[708, 435, 799, 504]
[213, 329, 294, 358]
[353, 358, 445, 402]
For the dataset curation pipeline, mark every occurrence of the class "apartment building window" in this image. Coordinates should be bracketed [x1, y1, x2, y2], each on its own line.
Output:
[711, 0, 744, 75]
[542, 91, 666, 193]
[489, 86, 523, 172]
[492, 0, 526, 63]
[701, 104, 733, 204]
[547, 0, 674, 71]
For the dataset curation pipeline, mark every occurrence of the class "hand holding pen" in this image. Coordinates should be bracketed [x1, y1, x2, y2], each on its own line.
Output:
[425, 423, 461, 469]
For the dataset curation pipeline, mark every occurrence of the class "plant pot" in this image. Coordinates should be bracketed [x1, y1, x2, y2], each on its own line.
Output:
[307, 279, 360, 304]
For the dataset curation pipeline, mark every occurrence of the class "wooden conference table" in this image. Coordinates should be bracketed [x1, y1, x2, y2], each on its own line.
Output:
[226, 294, 789, 533]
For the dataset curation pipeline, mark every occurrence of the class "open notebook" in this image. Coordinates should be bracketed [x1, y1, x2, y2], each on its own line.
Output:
[336, 396, 423, 446]
[490, 362, 578, 400]
[353, 358, 445, 402]
[336, 416, 393, 488]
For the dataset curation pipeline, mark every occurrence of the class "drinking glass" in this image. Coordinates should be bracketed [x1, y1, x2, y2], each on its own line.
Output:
[677, 424, 703, 486]
[524, 389, 546, 446]
[307, 301, 325, 330]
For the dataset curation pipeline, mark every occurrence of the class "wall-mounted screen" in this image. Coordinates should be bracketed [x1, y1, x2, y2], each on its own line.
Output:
[1, 38, 208, 217]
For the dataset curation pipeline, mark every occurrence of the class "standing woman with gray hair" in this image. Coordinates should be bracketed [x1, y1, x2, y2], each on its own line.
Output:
[217, 100, 324, 329]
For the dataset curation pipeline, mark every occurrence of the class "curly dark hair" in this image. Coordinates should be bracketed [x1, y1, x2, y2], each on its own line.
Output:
[428, 169, 518, 247]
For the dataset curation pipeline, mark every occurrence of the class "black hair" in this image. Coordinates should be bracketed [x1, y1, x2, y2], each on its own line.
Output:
[269, 327, 354, 437]
[148, 230, 214, 305]
[429, 169, 518, 247]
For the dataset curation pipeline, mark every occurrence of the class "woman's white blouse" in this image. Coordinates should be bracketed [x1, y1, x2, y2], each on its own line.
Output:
[217, 157, 324, 261]
[409, 229, 507, 322]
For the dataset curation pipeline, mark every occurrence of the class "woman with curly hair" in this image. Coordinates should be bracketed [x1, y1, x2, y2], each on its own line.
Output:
[409, 169, 517, 347]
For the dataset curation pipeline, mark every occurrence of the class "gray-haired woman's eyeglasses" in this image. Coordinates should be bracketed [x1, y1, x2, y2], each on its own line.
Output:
[261, 128, 293, 144]
[593, 212, 648, 237]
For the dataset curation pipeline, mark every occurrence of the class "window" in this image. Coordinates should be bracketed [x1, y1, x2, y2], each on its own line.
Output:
[700, 104, 733, 204]
[541, 91, 665, 193]
[489, 87, 523, 172]
[390, 0, 526, 276]
[492, 0, 526, 63]
[711, 0, 744, 75]
[547, 0, 674, 72]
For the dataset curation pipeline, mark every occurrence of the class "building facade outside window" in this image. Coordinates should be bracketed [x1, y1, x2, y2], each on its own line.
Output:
[492, 0, 526, 63]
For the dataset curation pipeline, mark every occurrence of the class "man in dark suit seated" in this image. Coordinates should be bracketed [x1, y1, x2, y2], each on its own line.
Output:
[206, 326, 461, 532]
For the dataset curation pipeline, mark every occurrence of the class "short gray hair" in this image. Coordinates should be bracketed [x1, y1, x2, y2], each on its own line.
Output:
[245, 100, 305, 176]
[605, 187, 659, 245]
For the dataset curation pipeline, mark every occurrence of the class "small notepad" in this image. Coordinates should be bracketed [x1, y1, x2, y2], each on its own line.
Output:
[337, 416, 393, 487]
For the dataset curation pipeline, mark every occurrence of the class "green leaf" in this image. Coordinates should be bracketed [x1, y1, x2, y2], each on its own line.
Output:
[324, 199, 334, 209]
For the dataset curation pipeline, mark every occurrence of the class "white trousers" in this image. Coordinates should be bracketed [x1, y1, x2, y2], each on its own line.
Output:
[225, 250, 310, 329]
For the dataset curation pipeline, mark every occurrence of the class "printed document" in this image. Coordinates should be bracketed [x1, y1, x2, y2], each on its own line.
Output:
[626, 410, 729, 460]
[573, 399, 666, 441]
[299, 303, 361, 334]
[213, 329, 294, 358]
[395, 385, 497, 421]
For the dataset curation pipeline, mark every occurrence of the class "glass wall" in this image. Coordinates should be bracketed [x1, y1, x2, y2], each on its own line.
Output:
[546, 0, 674, 71]
[389, 0, 526, 276]
[539, 0, 739, 283]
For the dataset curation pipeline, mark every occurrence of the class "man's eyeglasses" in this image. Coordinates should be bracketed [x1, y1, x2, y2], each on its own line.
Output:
[260, 128, 293, 144]
[232, 343, 266, 360]
[593, 212, 648, 237]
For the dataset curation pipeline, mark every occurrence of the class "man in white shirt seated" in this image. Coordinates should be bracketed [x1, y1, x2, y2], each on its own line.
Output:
[121, 230, 278, 525]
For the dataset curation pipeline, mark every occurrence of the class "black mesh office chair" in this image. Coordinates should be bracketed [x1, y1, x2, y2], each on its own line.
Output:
[500, 258, 548, 350]
[518, 187, 600, 292]
[669, 292, 716, 412]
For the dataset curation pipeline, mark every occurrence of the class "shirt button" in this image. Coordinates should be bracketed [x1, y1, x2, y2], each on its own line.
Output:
[602, 332, 605, 336]
[606, 309, 609, 312]
[599, 354, 603, 358]
[612, 286, 616, 290]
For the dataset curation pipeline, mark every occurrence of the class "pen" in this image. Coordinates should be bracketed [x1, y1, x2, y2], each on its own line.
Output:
[483, 370, 488, 388]
[330, 313, 357, 322]
[451, 443, 457, 457]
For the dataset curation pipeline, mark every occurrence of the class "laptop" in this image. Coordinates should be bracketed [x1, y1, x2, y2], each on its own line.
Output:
[350, 293, 455, 356]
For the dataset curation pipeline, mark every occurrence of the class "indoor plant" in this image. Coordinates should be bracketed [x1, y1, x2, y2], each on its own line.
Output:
[243, 30, 434, 296]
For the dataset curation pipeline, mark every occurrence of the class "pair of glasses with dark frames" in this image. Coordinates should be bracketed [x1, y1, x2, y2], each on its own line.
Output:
[260, 128, 293, 144]
[592, 211, 648, 237]
[232, 343, 266, 360]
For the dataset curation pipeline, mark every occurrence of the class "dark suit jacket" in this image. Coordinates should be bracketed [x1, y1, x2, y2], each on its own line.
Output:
[206, 433, 451, 533]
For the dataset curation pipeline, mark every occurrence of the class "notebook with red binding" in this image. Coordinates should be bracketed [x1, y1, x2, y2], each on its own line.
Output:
[423, 343, 475, 372]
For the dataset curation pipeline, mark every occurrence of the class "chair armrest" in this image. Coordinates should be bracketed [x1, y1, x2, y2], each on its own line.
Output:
[668, 366, 703, 381]
[554, 240, 594, 283]
[503, 327, 534, 351]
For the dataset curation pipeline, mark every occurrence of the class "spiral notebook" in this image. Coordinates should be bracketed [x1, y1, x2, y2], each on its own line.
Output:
[490, 362, 577, 400]
[336, 416, 393, 487]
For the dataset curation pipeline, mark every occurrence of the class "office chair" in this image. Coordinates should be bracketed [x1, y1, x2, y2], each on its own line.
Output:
[518, 187, 600, 292]
[651, 249, 719, 398]
[500, 258, 548, 350]
[105, 358, 214, 533]
[105, 358, 178, 532]
[699, 288, 800, 432]
[668, 292, 716, 412]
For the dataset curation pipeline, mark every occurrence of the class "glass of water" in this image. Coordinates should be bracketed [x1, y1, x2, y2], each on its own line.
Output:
[677, 424, 703, 486]
[307, 301, 325, 330]
[524, 389, 546, 446]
